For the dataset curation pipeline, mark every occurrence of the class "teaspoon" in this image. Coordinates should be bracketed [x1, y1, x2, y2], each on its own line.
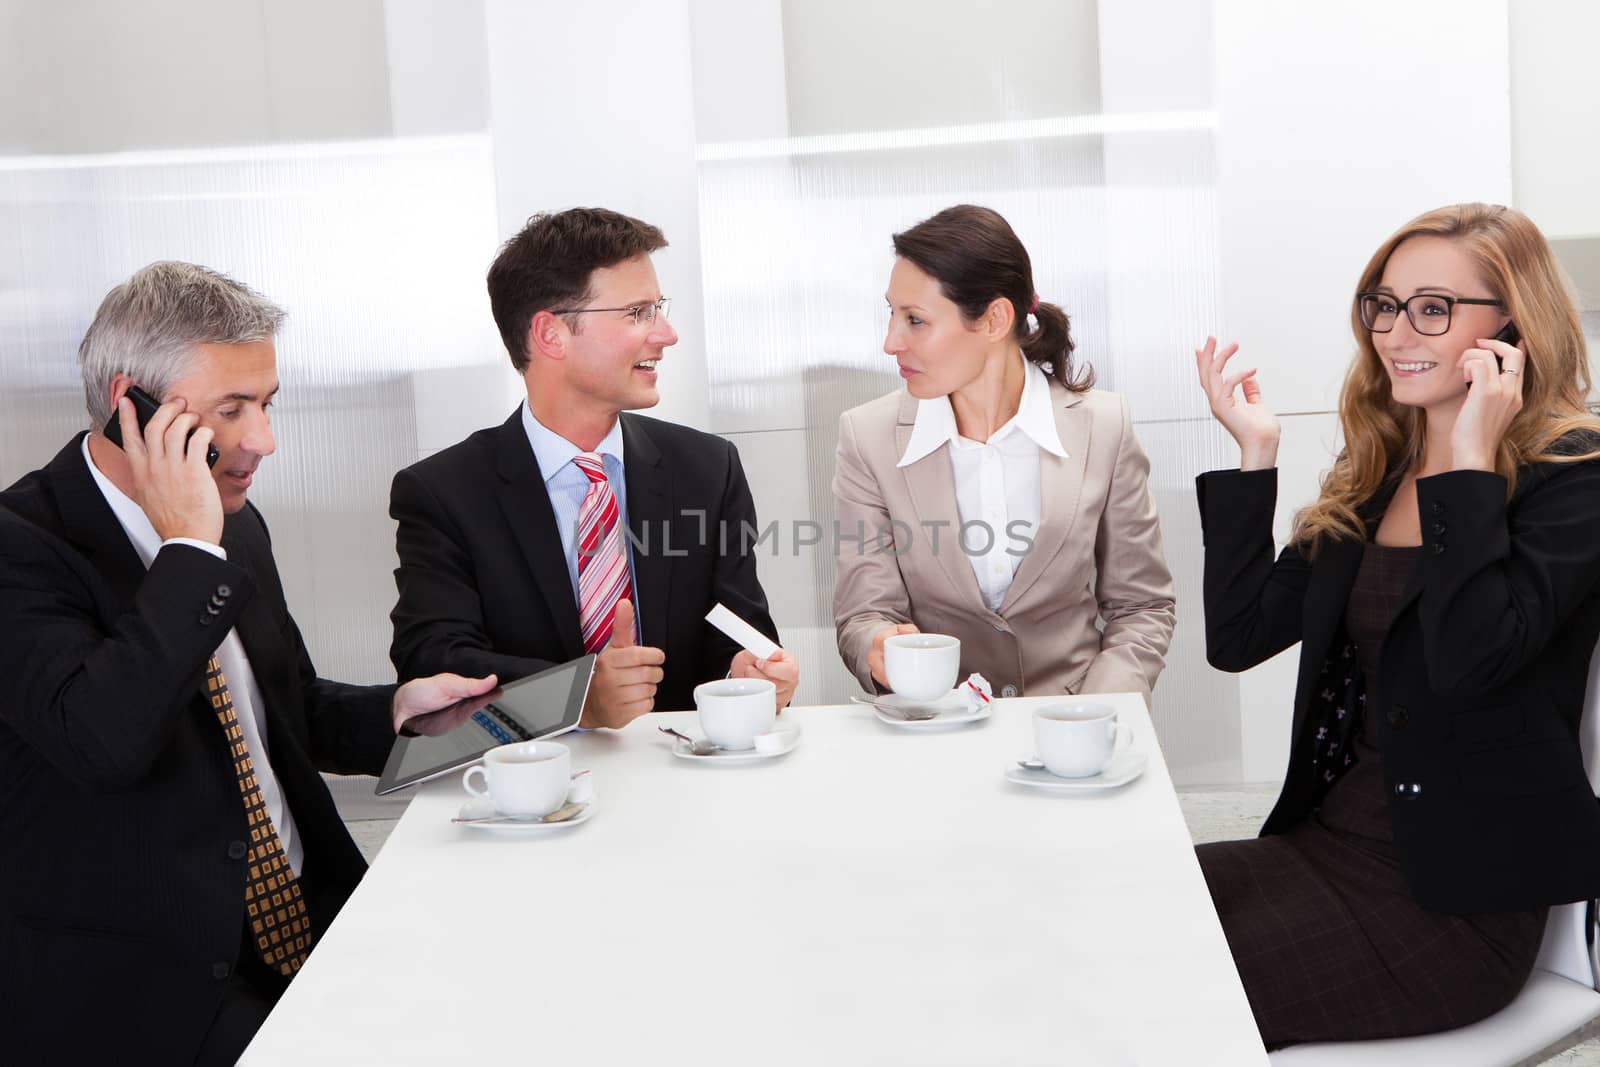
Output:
[658, 725, 720, 756]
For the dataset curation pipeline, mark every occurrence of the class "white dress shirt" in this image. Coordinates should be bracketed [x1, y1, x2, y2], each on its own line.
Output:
[520, 401, 641, 631]
[82, 436, 303, 875]
[897, 359, 1070, 611]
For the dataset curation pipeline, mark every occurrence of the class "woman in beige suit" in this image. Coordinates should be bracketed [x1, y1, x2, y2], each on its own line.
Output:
[832, 204, 1176, 702]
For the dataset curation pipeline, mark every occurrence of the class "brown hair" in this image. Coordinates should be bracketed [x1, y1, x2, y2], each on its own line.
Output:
[891, 204, 1092, 392]
[487, 207, 667, 372]
[1294, 202, 1600, 551]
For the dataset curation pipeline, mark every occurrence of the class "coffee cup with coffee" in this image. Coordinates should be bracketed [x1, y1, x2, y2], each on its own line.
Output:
[1033, 703, 1132, 779]
[461, 740, 573, 816]
[883, 633, 960, 703]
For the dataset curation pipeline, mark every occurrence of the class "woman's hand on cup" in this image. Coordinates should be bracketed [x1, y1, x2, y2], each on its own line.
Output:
[867, 622, 921, 690]
[1196, 336, 1280, 470]
[1451, 336, 1527, 472]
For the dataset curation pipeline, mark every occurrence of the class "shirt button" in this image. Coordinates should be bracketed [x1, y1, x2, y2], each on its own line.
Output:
[1431, 521, 1445, 535]
[212, 961, 231, 980]
[227, 840, 247, 860]
[1001, 684, 1019, 698]
[1433, 543, 1446, 556]
[1432, 501, 1445, 516]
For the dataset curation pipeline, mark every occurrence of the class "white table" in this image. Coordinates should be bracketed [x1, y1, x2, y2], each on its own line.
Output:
[244, 695, 1267, 1065]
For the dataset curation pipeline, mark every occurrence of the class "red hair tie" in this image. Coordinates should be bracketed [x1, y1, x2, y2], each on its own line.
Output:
[1027, 296, 1040, 314]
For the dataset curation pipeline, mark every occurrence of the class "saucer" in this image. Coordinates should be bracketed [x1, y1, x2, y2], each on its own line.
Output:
[670, 725, 802, 763]
[454, 795, 597, 832]
[871, 689, 992, 729]
[1004, 745, 1149, 792]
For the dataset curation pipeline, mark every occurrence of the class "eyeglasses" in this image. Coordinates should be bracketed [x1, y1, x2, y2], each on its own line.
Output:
[1356, 292, 1503, 336]
[550, 296, 671, 327]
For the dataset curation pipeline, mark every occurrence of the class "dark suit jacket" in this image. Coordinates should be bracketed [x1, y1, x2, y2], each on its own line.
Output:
[0, 436, 396, 1065]
[389, 409, 779, 712]
[1198, 450, 1600, 913]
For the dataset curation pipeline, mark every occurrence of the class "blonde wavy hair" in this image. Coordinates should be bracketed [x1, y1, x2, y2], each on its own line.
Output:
[1293, 203, 1600, 551]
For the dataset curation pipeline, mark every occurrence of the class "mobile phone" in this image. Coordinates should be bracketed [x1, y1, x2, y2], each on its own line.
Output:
[103, 385, 221, 468]
[1490, 320, 1520, 352]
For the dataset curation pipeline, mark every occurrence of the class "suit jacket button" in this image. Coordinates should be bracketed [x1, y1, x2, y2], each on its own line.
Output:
[205, 603, 222, 616]
[217, 585, 232, 598]
[1387, 704, 1409, 728]
[199, 615, 214, 627]
[212, 961, 231, 980]
[1432, 501, 1445, 516]
[1432, 543, 1446, 555]
[1001, 684, 1019, 698]
[227, 840, 247, 860]
[1432, 521, 1445, 535]
[1393, 782, 1423, 797]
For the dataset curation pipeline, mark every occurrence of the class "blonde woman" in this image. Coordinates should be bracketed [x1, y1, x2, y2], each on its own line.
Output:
[1194, 203, 1600, 1047]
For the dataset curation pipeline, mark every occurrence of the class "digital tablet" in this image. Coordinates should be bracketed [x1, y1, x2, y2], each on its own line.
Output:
[375, 655, 594, 794]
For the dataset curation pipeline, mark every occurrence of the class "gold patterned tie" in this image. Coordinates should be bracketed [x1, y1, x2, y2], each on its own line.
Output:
[205, 655, 313, 976]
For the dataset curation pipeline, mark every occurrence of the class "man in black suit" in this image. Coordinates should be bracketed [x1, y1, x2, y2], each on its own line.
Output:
[0, 262, 496, 1065]
[390, 207, 799, 725]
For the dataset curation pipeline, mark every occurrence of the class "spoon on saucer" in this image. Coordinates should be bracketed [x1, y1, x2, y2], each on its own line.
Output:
[848, 695, 939, 721]
[658, 725, 720, 755]
[1016, 758, 1048, 772]
[452, 802, 588, 826]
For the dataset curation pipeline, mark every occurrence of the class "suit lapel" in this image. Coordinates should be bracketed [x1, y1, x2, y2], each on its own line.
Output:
[999, 388, 1088, 612]
[894, 393, 985, 608]
[493, 413, 585, 661]
[621, 415, 670, 649]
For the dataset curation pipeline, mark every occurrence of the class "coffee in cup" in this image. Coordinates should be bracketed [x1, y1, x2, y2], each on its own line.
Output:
[694, 677, 777, 750]
[1033, 703, 1131, 779]
[883, 633, 960, 703]
[461, 740, 572, 816]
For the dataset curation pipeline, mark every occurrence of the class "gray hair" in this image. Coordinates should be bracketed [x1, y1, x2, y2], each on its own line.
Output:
[79, 261, 286, 426]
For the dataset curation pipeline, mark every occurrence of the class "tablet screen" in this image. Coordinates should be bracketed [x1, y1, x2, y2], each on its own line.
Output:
[375, 655, 594, 794]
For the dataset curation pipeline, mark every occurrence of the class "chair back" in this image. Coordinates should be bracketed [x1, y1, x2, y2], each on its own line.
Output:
[1531, 638, 1600, 989]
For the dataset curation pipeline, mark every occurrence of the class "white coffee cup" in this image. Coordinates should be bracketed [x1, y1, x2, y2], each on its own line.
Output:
[1034, 703, 1132, 779]
[461, 741, 572, 816]
[694, 677, 777, 750]
[883, 633, 960, 702]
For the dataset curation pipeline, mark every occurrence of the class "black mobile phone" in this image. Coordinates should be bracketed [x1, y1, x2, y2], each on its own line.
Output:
[1491, 320, 1521, 352]
[103, 385, 221, 468]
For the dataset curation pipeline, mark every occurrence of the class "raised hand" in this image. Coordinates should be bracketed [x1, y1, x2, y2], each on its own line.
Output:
[117, 393, 224, 543]
[580, 599, 666, 729]
[1451, 335, 1527, 472]
[1195, 336, 1280, 470]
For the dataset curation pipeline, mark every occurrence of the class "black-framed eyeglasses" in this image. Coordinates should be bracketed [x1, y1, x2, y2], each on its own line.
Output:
[1356, 292, 1503, 336]
[549, 296, 671, 327]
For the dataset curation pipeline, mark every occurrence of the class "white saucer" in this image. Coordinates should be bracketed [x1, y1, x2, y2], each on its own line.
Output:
[669, 725, 802, 763]
[1004, 746, 1149, 792]
[871, 689, 992, 729]
[454, 796, 597, 832]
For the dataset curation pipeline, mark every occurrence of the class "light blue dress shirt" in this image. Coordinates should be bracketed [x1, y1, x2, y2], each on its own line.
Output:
[519, 401, 640, 631]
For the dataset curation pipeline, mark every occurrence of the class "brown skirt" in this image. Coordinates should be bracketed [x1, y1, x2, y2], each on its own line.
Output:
[1197, 819, 1547, 1048]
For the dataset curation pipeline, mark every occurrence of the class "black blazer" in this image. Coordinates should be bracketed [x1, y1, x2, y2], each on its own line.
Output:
[389, 409, 780, 712]
[0, 436, 396, 1065]
[1197, 453, 1600, 913]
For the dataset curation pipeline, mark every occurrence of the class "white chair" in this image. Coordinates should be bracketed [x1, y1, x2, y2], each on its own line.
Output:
[1269, 642, 1600, 1066]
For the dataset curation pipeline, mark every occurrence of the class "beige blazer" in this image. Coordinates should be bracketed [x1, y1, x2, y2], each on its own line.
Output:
[831, 382, 1176, 702]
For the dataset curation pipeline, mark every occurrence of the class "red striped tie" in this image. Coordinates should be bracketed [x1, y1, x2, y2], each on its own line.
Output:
[574, 452, 635, 653]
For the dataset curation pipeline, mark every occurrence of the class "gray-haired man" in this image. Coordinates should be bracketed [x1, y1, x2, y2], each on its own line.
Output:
[0, 262, 495, 1065]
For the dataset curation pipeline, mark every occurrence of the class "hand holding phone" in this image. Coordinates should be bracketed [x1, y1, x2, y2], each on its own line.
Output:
[104, 385, 220, 467]
[107, 386, 225, 544]
[1466, 321, 1520, 387]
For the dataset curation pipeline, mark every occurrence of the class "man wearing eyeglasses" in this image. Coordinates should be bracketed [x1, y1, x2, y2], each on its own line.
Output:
[389, 207, 799, 725]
